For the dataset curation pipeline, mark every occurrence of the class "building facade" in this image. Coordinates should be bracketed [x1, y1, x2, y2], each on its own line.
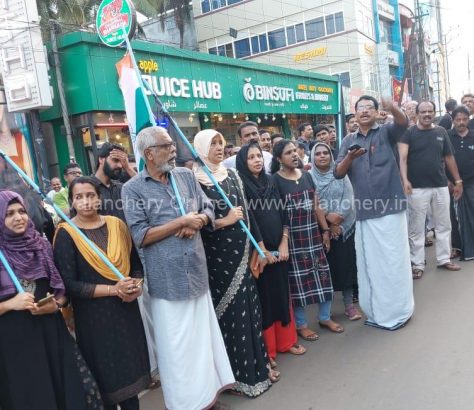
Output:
[39, 32, 339, 177]
[194, 0, 405, 111]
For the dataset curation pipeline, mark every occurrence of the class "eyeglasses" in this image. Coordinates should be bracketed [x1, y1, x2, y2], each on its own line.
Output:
[147, 141, 176, 151]
[356, 105, 376, 112]
[66, 171, 82, 176]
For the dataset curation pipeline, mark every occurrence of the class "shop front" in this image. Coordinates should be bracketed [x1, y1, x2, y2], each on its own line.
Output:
[40, 32, 339, 176]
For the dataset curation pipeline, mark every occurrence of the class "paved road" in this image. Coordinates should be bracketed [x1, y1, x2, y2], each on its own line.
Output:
[140, 247, 474, 410]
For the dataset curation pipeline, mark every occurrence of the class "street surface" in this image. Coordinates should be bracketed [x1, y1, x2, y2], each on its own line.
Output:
[140, 246, 474, 410]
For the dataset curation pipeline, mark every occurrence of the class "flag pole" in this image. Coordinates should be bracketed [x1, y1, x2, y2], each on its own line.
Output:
[0, 250, 24, 293]
[0, 150, 125, 280]
[121, 37, 266, 258]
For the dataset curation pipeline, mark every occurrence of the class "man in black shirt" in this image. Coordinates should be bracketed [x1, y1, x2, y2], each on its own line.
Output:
[438, 98, 457, 130]
[448, 106, 474, 260]
[461, 93, 474, 130]
[92, 142, 129, 221]
[399, 101, 463, 277]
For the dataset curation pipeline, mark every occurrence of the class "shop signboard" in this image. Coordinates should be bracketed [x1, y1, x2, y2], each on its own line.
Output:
[137, 55, 338, 114]
[96, 0, 137, 47]
[40, 34, 339, 120]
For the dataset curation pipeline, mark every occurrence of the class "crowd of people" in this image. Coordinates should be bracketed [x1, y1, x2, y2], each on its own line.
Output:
[1, 92, 474, 410]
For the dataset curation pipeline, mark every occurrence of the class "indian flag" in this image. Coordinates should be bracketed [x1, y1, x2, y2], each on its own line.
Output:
[116, 53, 153, 170]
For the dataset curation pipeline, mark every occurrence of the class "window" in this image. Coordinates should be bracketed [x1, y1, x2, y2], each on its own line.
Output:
[234, 38, 251, 58]
[287, 23, 305, 45]
[268, 28, 286, 50]
[369, 72, 379, 92]
[325, 15, 336, 35]
[225, 43, 234, 58]
[251, 35, 260, 53]
[335, 71, 351, 88]
[259, 33, 268, 52]
[335, 12, 344, 32]
[250, 34, 268, 54]
[287, 26, 296, 45]
[201, 0, 244, 14]
[209, 43, 234, 58]
[326, 12, 344, 35]
[201, 0, 210, 13]
[381, 20, 393, 46]
[295, 23, 305, 42]
[306, 17, 325, 40]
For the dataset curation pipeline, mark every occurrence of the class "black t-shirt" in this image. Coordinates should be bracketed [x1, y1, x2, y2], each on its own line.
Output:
[448, 129, 474, 186]
[400, 125, 454, 188]
[438, 112, 452, 130]
[469, 117, 474, 131]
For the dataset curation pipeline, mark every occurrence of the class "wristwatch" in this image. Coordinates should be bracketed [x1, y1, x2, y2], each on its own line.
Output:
[455, 180, 463, 185]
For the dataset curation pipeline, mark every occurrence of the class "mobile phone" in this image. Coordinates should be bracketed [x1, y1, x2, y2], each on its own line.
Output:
[36, 293, 55, 307]
[348, 144, 366, 153]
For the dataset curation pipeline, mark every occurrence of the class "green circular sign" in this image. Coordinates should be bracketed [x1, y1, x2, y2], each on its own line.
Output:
[96, 0, 137, 47]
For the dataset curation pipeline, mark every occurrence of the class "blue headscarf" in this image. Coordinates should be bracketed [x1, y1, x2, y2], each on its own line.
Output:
[310, 142, 356, 241]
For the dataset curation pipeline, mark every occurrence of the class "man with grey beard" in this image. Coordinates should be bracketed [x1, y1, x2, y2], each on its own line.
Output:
[122, 126, 234, 410]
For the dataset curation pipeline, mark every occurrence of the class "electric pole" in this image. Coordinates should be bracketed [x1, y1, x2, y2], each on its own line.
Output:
[50, 20, 75, 162]
[414, 0, 430, 101]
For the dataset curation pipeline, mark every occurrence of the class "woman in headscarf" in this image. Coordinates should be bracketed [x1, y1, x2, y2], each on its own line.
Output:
[0, 190, 102, 410]
[236, 142, 306, 371]
[310, 143, 361, 321]
[53, 177, 150, 410]
[193, 129, 275, 397]
[271, 140, 343, 342]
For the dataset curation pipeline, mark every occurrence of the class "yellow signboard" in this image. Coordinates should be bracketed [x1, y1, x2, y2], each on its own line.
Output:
[294, 47, 327, 62]
[138, 59, 159, 73]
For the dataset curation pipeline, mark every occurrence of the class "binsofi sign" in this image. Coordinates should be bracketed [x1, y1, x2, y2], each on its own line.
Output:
[242, 78, 333, 111]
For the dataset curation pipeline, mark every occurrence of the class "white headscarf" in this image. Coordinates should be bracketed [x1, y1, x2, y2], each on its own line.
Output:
[193, 129, 228, 186]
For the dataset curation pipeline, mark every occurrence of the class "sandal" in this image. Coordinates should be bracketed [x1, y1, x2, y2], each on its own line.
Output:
[268, 368, 281, 383]
[269, 357, 277, 368]
[297, 327, 319, 341]
[344, 304, 362, 321]
[319, 320, 344, 333]
[288, 344, 306, 355]
[412, 268, 423, 280]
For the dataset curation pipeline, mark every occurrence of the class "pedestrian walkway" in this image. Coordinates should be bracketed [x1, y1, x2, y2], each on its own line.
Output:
[140, 247, 474, 410]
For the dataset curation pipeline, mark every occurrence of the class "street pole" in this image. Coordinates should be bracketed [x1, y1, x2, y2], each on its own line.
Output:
[28, 110, 50, 190]
[49, 20, 75, 162]
[444, 34, 451, 96]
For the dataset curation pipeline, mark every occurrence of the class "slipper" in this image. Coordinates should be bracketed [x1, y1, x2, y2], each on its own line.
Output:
[319, 320, 344, 333]
[268, 368, 280, 383]
[412, 268, 423, 279]
[269, 357, 277, 368]
[287, 344, 306, 355]
[297, 328, 319, 341]
[437, 262, 461, 271]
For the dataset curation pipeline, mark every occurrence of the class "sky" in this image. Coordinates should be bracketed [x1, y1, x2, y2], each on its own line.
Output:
[400, 0, 474, 99]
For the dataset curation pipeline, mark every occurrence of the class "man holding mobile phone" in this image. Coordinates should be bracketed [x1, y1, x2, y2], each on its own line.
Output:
[335, 95, 414, 331]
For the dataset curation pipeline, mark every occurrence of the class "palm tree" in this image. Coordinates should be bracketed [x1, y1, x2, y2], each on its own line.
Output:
[158, 0, 192, 49]
[36, 0, 164, 39]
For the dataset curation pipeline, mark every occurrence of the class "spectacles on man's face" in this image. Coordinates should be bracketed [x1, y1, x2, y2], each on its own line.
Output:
[66, 171, 82, 176]
[147, 141, 176, 151]
[356, 105, 376, 112]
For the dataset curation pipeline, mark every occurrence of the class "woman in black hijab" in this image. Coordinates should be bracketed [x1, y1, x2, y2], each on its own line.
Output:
[236, 142, 305, 371]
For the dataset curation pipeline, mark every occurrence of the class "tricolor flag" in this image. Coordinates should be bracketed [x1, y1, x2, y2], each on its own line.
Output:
[116, 53, 154, 170]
